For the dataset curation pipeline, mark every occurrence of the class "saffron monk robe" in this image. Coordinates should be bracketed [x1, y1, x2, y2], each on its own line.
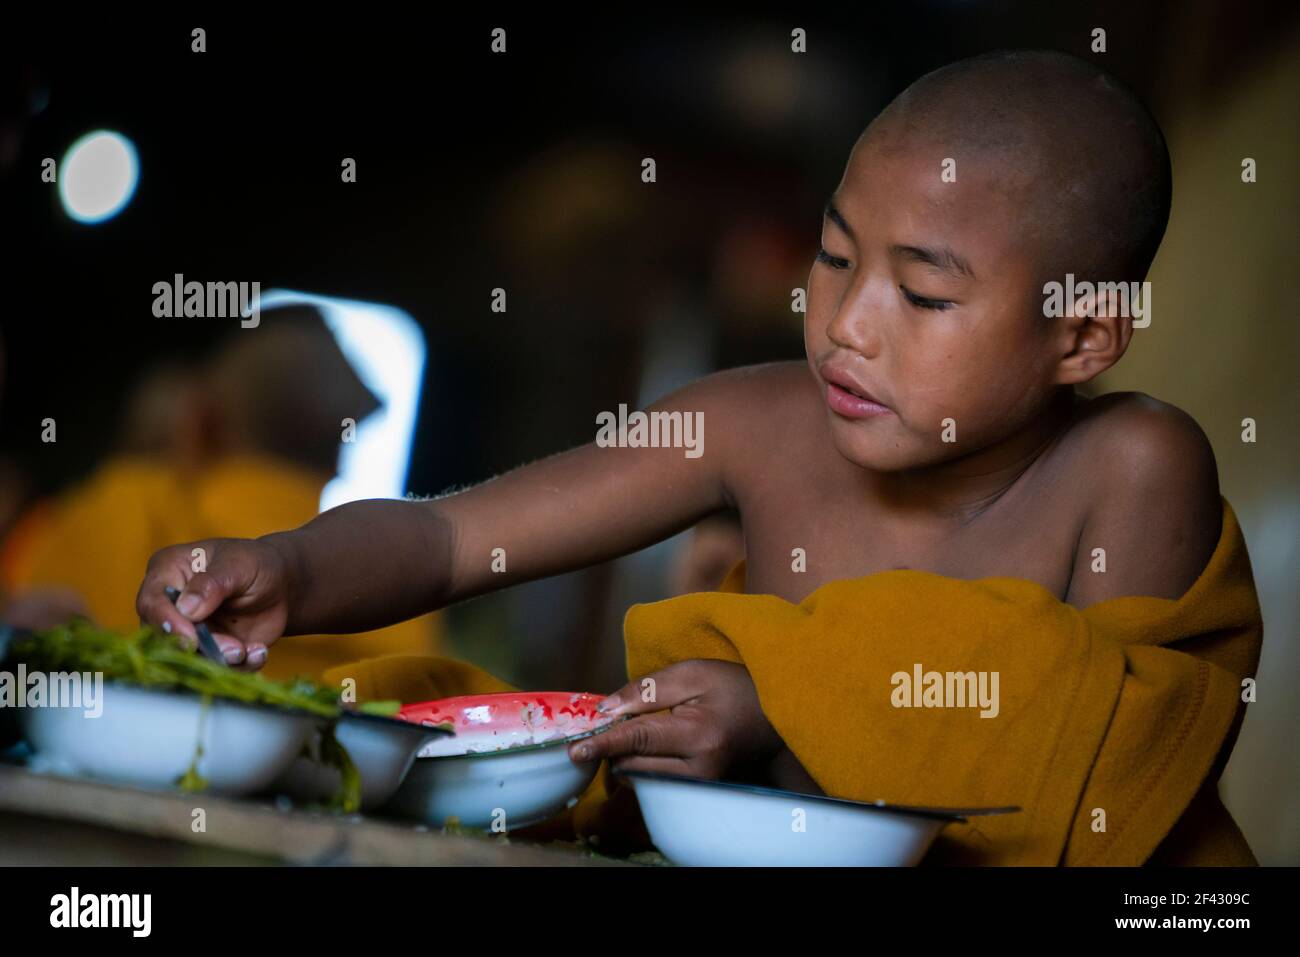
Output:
[135, 51, 1262, 864]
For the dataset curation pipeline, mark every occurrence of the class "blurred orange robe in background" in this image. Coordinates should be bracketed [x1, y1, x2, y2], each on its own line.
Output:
[0, 454, 444, 680]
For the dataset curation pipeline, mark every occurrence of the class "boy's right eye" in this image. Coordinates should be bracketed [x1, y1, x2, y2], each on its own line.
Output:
[816, 248, 851, 270]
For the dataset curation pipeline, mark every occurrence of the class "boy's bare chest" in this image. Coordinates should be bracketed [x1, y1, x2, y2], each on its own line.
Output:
[736, 474, 1082, 604]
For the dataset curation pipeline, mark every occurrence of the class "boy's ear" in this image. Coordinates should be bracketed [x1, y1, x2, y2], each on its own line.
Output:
[1052, 288, 1134, 385]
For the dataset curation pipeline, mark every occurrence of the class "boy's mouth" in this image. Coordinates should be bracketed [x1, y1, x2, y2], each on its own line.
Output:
[820, 367, 893, 419]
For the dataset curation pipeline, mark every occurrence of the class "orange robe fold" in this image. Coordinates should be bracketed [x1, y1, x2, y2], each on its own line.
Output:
[616, 497, 1261, 865]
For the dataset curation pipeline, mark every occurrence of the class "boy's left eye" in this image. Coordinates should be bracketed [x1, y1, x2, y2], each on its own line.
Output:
[900, 286, 955, 311]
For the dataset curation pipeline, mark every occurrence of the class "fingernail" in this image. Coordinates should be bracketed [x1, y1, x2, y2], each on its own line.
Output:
[573, 745, 592, 761]
[223, 645, 244, 664]
[248, 647, 267, 666]
[177, 594, 200, 617]
[161, 621, 172, 634]
[596, 697, 618, 713]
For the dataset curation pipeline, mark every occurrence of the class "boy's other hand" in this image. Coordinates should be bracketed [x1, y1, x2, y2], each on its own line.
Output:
[135, 538, 293, 671]
[568, 659, 783, 779]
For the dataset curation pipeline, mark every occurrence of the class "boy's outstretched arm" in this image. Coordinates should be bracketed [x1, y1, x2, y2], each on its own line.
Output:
[136, 372, 744, 665]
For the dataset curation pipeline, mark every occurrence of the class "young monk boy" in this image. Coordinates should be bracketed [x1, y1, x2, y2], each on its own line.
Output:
[136, 51, 1261, 864]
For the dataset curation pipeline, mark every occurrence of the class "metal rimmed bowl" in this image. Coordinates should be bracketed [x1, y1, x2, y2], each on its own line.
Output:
[270, 709, 453, 810]
[385, 691, 617, 830]
[617, 768, 1020, 866]
[18, 680, 316, 796]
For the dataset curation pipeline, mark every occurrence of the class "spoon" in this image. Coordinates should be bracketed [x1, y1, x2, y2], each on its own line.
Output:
[163, 586, 228, 667]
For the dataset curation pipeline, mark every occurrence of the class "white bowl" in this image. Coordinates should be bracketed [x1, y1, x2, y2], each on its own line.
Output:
[270, 711, 448, 810]
[619, 769, 1019, 866]
[386, 740, 605, 830]
[19, 681, 315, 796]
[385, 691, 615, 830]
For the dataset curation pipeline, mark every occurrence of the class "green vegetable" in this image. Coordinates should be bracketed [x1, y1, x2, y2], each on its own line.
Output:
[13, 620, 398, 812]
[14, 620, 341, 717]
[318, 723, 362, 813]
[176, 693, 213, 792]
[357, 699, 402, 717]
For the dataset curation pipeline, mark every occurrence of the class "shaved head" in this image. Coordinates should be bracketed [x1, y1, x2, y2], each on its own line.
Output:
[206, 305, 381, 475]
[865, 50, 1171, 286]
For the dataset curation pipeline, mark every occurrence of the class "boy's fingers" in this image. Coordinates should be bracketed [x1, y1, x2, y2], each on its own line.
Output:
[137, 544, 198, 619]
[206, 634, 267, 670]
[136, 544, 272, 670]
[210, 633, 247, 665]
[610, 755, 693, 777]
[568, 714, 690, 764]
[174, 571, 232, 621]
[144, 594, 198, 644]
[137, 572, 197, 641]
[595, 678, 643, 716]
[240, 643, 269, 672]
[598, 661, 704, 717]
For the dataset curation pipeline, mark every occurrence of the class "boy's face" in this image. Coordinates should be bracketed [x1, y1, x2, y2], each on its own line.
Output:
[805, 124, 1064, 473]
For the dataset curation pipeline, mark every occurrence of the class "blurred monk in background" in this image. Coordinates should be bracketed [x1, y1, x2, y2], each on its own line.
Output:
[0, 306, 444, 678]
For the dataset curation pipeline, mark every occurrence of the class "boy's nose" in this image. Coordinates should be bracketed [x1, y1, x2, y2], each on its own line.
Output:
[826, 298, 883, 359]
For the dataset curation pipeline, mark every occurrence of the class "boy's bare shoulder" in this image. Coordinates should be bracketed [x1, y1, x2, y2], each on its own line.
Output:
[1066, 392, 1219, 490]
[1059, 391, 1222, 603]
[650, 360, 823, 486]
[682, 360, 813, 395]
